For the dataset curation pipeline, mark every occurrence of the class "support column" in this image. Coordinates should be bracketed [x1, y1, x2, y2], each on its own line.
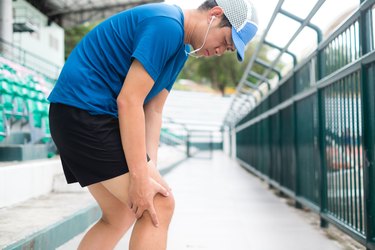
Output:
[0, 0, 13, 47]
[231, 125, 237, 159]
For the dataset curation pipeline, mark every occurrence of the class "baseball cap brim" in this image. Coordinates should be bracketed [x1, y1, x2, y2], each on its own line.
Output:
[232, 21, 258, 62]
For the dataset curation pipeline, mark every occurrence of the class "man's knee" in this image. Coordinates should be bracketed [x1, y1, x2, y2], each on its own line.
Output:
[101, 207, 135, 232]
[154, 193, 175, 223]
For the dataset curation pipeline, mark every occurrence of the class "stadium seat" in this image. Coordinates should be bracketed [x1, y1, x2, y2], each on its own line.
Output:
[0, 104, 6, 141]
[12, 84, 27, 120]
[0, 78, 14, 119]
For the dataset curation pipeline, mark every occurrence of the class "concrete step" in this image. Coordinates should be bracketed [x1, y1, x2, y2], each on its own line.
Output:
[0, 191, 99, 250]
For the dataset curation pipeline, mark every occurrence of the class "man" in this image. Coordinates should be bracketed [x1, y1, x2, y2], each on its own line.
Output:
[48, 0, 258, 249]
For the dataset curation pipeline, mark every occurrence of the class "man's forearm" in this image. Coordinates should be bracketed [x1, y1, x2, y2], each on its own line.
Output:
[118, 100, 148, 176]
[144, 108, 162, 163]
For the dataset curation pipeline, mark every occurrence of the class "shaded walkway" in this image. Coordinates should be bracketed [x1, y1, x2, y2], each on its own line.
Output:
[60, 151, 345, 250]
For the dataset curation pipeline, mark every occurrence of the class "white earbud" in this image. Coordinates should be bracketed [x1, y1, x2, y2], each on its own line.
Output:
[185, 15, 216, 57]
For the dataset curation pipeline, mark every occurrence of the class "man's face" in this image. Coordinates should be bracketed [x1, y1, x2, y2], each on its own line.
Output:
[193, 22, 235, 58]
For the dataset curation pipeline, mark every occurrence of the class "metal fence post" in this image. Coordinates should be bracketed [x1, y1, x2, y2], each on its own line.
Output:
[186, 130, 190, 158]
[318, 87, 329, 228]
[317, 28, 329, 227]
[362, 63, 375, 250]
[209, 131, 213, 159]
[359, 1, 375, 248]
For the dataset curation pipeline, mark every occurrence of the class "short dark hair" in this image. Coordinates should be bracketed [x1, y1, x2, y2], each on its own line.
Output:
[198, 0, 231, 28]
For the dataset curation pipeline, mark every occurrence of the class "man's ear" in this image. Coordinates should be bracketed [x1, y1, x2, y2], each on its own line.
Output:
[208, 6, 224, 21]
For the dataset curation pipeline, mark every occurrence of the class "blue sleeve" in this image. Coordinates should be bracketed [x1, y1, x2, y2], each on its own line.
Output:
[131, 17, 184, 81]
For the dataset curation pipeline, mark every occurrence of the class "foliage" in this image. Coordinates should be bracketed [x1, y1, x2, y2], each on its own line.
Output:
[178, 42, 275, 96]
[64, 22, 100, 60]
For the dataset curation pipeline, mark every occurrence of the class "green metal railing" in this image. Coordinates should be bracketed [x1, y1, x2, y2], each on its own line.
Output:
[160, 119, 223, 159]
[229, 0, 375, 248]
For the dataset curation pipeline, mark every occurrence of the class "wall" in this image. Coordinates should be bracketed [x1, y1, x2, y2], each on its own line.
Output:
[12, 0, 64, 74]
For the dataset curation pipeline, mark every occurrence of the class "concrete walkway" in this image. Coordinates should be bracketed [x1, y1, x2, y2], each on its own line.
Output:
[59, 151, 345, 250]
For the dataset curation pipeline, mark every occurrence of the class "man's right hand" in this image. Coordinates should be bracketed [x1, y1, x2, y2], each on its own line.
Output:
[127, 164, 170, 227]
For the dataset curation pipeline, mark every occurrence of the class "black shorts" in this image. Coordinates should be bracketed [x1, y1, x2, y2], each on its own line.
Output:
[49, 103, 148, 187]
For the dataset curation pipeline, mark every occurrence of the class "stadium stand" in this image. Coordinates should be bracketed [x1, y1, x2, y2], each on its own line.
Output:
[0, 56, 53, 161]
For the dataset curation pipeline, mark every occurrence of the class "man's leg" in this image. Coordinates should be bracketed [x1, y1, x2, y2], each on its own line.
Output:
[101, 162, 175, 250]
[78, 182, 136, 250]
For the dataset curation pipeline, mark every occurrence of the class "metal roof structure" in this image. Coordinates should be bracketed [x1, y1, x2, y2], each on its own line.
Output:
[26, 0, 163, 27]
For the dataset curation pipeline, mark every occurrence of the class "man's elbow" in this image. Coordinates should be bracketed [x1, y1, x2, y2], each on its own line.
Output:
[117, 96, 143, 114]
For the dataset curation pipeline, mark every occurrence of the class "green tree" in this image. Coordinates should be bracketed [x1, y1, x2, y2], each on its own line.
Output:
[179, 42, 273, 96]
[64, 22, 99, 60]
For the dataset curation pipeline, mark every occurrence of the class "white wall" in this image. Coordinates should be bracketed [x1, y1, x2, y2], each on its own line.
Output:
[12, 0, 64, 76]
[0, 159, 63, 208]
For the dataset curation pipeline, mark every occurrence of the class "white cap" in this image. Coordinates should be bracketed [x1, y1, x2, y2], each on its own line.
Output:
[216, 0, 258, 61]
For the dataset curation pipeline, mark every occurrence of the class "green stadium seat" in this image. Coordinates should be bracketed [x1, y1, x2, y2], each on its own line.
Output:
[40, 114, 51, 143]
[26, 91, 47, 128]
[0, 104, 6, 141]
[0, 79, 14, 118]
[26, 77, 37, 90]
[12, 84, 27, 120]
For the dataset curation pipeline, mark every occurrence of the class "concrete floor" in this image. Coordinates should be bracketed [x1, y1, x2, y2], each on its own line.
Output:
[59, 151, 345, 250]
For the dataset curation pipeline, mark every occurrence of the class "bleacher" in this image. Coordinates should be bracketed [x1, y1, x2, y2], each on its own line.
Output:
[0, 56, 53, 161]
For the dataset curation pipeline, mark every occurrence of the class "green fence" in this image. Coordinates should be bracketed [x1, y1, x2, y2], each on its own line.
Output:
[234, 0, 375, 248]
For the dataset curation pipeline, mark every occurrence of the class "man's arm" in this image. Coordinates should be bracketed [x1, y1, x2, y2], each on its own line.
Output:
[117, 59, 169, 227]
[144, 89, 169, 163]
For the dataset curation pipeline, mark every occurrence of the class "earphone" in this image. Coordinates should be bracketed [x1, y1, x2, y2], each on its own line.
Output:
[185, 15, 216, 57]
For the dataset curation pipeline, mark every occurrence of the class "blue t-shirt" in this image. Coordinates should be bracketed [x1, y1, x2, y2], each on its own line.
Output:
[48, 3, 189, 117]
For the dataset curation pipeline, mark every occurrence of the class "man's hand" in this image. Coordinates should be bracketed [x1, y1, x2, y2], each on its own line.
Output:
[127, 161, 169, 227]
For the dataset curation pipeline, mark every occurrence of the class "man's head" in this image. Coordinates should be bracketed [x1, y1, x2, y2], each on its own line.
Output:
[195, 0, 258, 62]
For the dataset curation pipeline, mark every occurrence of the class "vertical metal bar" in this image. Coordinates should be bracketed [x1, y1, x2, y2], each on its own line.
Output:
[328, 87, 335, 214]
[350, 74, 359, 230]
[321, 46, 326, 78]
[338, 79, 344, 222]
[293, 68, 300, 206]
[362, 61, 375, 247]
[350, 24, 354, 63]
[343, 79, 349, 223]
[335, 34, 343, 71]
[356, 70, 364, 233]
[343, 76, 349, 224]
[334, 38, 338, 72]
[327, 44, 331, 75]
[334, 82, 340, 218]
[347, 75, 352, 226]
[346, 75, 354, 227]
[325, 89, 330, 211]
[339, 34, 343, 69]
[360, 4, 375, 247]
[186, 131, 190, 158]
[347, 29, 351, 64]
[362, 62, 374, 248]
[319, 86, 328, 227]
[351, 73, 359, 231]
[333, 84, 338, 217]
[345, 27, 350, 64]
[210, 131, 213, 159]
[356, 21, 360, 59]
[332, 39, 336, 74]
[335, 82, 343, 219]
[333, 82, 339, 217]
